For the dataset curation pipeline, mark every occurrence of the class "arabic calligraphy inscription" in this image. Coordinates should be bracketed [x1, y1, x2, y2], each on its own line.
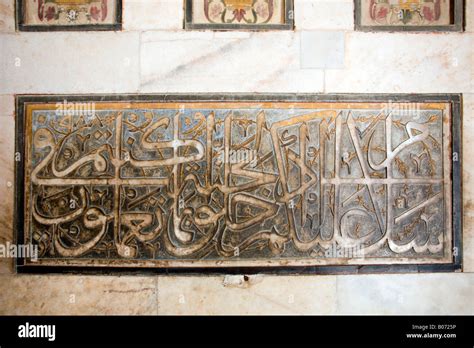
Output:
[18, 99, 454, 269]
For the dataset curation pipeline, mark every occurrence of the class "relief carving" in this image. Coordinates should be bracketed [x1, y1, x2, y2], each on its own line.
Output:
[17, 97, 457, 270]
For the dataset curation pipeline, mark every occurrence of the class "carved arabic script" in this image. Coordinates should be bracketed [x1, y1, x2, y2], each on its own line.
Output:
[23, 101, 452, 267]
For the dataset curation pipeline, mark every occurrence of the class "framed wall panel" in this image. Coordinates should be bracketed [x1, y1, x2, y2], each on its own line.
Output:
[184, 0, 294, 30]
[15, 94, 462, 274]
[355, 0, 464, 32]
[16, 0, 122, 31]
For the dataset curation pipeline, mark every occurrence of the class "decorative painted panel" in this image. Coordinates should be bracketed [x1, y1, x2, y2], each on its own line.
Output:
[17, 0, 122, 31]
[15, 95, 461, 273]
[185, 0, 294, 30]
[355, 0, 464, 31]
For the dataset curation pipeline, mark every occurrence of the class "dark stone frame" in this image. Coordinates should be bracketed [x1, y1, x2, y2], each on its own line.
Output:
[184, 0, 295, 30]
[15, 0, 123, 32]
[14, 93, 462, 275]
[354, 0, 464, 32]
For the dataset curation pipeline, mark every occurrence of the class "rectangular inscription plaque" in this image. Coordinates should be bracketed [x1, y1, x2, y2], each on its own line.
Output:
[185, 0, 294, 30]
[17, 0, 122, 31]
[355, 0, 464, 32]
[15, 94, 462, 273]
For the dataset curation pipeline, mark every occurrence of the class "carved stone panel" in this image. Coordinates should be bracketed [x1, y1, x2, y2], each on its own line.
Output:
[355, 0, 464, 32]
[17, 0, 122, 31]
[185, 0, 294, 30]
[15, 95, 461, 273]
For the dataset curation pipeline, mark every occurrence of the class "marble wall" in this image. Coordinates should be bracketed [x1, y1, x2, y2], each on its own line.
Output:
[0, 0, 472, 314]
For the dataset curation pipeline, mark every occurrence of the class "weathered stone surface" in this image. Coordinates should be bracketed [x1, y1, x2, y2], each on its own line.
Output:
[139, 31, 320, 93]
[0, 104, 14, 274]
[0, 0, 14, 32]
[0, 95, 14, 117]
[0, 275, 158, 314]
[325, 33, 473, 93]
[300, 31, 345, 69]
[123, 0, 182, 31]
[295, 0, 353, 30]
[462, 94, 474, 272]
[466, 0, 474, 32]
[0, 32, 140, 94]
[158, 275, 337, 314]
[336, 273, 474, 314]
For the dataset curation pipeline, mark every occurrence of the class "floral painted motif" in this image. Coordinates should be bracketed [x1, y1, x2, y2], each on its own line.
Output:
[366, 0, 450, 26]
[37, 0, 107, 23]
[205, 0, 274, 24]
[186, 0, 291, 29]
[18, 0, 120, 29]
